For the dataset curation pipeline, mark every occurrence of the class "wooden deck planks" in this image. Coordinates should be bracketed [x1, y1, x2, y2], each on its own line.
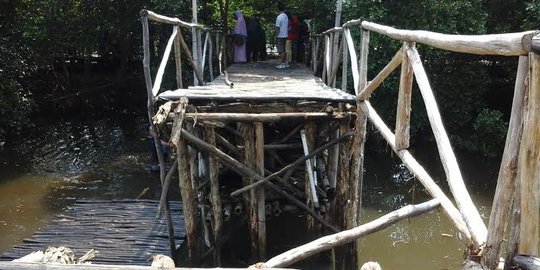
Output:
[157, 62, 356, 102]
[0, 200, 185, 266]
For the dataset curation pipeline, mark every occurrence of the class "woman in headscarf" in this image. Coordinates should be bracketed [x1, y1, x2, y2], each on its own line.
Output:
[232, 10, 247, 63]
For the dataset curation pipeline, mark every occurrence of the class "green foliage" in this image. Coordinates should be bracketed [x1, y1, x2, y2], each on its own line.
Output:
[454, 109, 507, 158]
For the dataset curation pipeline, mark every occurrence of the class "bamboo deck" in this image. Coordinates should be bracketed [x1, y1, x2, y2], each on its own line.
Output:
[157, 62, 356, 102]
[0, 200, 184, 265]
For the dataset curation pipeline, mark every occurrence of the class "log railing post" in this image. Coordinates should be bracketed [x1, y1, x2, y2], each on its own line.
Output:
[405, 46, 487, 247]
[395, 42, 414, 150]
[483, 55, 529, 269]
[344, 28, 359, 94]
[518, 50, 540, 256]
[174, 27, 184, 89]
[358, 28, 370, 92]
[341, 32, 349, 92]
[255, 122, 266, 260]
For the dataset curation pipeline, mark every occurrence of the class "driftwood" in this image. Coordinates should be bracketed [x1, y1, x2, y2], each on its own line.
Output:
[263, 199, 441, 268]
[405, 45, 487, 246]
[483, 56, 528, 269]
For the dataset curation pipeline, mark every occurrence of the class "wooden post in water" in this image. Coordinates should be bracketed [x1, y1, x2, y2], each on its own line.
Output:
[205, 126, 222, 266]
[177, 135, 200, 264]
[483, 55, 528, 269]
[255, 122, 266, 260]
[518, 49, 540, 256]
[240, 123, 261, 262]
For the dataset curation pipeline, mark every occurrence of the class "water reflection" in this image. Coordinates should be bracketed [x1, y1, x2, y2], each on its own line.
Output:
[0, 115, 163, 254]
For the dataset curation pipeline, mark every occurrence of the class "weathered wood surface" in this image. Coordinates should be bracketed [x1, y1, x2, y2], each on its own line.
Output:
[358, 48, 402, 100]
[360, 20, 536, 56]
[157, 62, 356, 102]
[405, 46, 487, 246]
[483, 55, 528, 269]
[394, 42, 414, 150]
[519, 52, 540, 256]
[0, 200, 185, 266]
[0, 261, 297, 270]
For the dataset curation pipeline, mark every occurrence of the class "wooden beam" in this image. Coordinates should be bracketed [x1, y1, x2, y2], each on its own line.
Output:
[341, 32, 349, 92]
[0, 261, 297, 270]
[359, 101, 471, 240]
[179, 128, 339, 233]
[405, 45, 487, 246]
[142, 9, 205, 29]
[344, 28, 359, 94]
[519, 52, 540, 256]
[183, 112, 343, 122]
[360, 20, 536, 56]
[483, 56, 528, 269]
[152, 26, 178, 97]
[358, 48, 402, 100]
[394, 42, 414, 150]
[173, 28, 184, 89]
[263, 199, 441, 268]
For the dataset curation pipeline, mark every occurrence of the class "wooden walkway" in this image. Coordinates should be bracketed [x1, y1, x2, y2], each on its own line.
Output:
[157, 62, 356, 102]
[0, 200, 184, 265]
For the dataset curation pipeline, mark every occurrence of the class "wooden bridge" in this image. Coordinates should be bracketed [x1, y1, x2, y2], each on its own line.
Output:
[2, 8, 540, 270]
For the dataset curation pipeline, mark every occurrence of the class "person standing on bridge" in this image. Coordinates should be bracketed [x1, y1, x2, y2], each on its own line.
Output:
[232, 10, 247, 63]
[275, 3, 289, 69]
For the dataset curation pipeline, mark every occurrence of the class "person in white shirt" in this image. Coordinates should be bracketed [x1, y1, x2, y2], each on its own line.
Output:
[275, 3, 289, 69]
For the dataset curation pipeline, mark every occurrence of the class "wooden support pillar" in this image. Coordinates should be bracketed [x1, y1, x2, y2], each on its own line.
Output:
[240, 123, 260, 262]
[333, 116, 357, 270]
[358, 29, 370, 92]
[204, 126, 222, 266]
[177, 135, 200, 264]
[302, 122, 318, 232]
[483, 55, 528, 269]
[255, 122, 266, 260]
[518, 51, 540, 256]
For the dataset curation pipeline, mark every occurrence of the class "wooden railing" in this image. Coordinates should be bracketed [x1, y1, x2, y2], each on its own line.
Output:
[313, 18, 540, 269]
[139, 9, 225, 258]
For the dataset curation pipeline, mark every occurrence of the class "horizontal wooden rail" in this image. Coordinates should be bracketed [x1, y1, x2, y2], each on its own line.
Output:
[141, 9, 206, 30]
[0, 261, 296, 270]
[182, 112, 348, 122]
[361, 21, 537, 56]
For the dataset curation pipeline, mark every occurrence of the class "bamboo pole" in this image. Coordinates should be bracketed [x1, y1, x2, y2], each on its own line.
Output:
[518, 52, 540, 256]
[255, 122, 266, 260]
[174, 27, 184, 89]
[179, 128, 339, 233]
[405, 45, 487, 246]
[359, 101, 471, 239]
[483, 56, 529, 269]
[360, 21, 536, 56]
[263, 199, 441, 268]
[204, 127, 222, 266]
[395, 42, 414, 150]
[358, 49, 403, 100]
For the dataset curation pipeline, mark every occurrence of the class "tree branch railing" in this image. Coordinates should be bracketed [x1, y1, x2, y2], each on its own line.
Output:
[312, 17, 540, 269]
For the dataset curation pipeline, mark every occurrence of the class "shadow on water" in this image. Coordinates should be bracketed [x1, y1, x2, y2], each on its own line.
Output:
[0, 114, 165, 254]
[0, 115, 500, 269]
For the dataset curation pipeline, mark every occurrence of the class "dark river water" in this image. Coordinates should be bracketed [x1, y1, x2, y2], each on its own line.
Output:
[0, 114, 499, 269]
